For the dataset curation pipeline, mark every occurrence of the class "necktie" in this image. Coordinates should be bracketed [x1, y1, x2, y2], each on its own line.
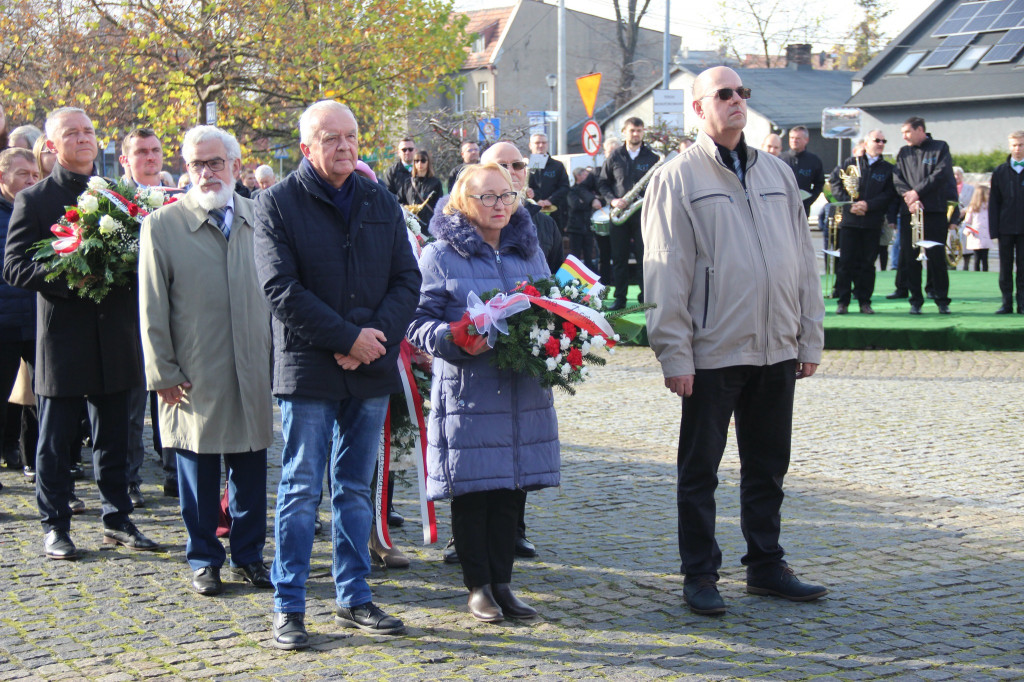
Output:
[730, 150, 744, 184]
[208, 207, 230, 240]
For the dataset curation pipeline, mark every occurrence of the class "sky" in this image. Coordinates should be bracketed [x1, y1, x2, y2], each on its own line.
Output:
[451, 0, 926, 56]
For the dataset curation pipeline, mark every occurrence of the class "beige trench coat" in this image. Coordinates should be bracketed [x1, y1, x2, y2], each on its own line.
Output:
[138, 191, 273, 454]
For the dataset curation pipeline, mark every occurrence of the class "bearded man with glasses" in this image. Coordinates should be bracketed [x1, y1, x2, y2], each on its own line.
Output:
[642, 67, 826, 616]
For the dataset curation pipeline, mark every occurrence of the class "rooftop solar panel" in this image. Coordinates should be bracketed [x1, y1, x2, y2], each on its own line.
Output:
[979, 26, 1024, 62]
[963, 0, 1012, 32]
[990, 0, 1024, 29]
[920, 33, 975, 68]
[933, 1, 986, 36]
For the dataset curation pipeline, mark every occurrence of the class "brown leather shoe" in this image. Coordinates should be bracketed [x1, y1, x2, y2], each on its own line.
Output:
[491, 583, 538, 619]
[859, 303, 875, 314]
[467, 585, 504, 623]
[369, 530, 410, 568]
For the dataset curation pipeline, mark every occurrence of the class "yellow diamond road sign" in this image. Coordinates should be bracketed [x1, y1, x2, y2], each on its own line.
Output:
[576, 73, 601, 120]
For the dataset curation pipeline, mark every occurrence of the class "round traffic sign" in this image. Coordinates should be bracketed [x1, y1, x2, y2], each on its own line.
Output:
[582, 120, 602, 156]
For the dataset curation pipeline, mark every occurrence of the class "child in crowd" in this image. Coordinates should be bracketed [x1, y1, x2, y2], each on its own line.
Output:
[962, 184, 992, 271]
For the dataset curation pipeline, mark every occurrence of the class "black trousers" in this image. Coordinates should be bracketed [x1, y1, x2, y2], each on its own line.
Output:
[451, 488, 521, 588]
[899, 210, 950, 307]
[998, 234, 1024, 306]
[610, 212, 643, 304]
[677, 361, 796, 579]
[37, 391, 133, 532]
[568, 230, 595, 267]
[835, 226, 882, 305]
[594, 233, 612, 286]
[0, 338, 35, 465]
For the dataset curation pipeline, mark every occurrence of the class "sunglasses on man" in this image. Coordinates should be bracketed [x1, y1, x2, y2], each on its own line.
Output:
[700, 87, 752, 101]
[497, 161, 528, 171]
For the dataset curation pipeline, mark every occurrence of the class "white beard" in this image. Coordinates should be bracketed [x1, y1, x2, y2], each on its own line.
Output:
[190, 181, 234, 211]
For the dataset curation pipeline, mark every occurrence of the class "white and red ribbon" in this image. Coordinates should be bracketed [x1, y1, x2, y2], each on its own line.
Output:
[527, 296, 617, 347]
[466, 291, 531, 347]
[398, 341, 437, 545]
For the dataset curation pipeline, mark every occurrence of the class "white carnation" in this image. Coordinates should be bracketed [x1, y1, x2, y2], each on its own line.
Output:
[569, 286, 579, 299]
[549, 286, 560, 298]
[537, 330, 550, 344]
[559, 335, 571, 350]
[561, 363, 572, 375]
[545, 357, 558, 371]
[591, 336, 605, 347]
[580, 367, 589, 377]
[87, 176, 108, 190]
[147, 190, 166, 207]
[594, 296, 603, 309]
[78, 194, 99, 214]
[581, 341, 591, 354]
[531, 346, 541, 357]
[580, 329, 589, 340]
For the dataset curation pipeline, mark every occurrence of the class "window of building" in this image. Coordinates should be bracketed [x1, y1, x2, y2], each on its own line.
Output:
[478, 81, 489, 110]
[888, 51, 927, 74]
[453, 88, 464, 114]
[950, 43, 991, 69]
[472, 33, 486, 53]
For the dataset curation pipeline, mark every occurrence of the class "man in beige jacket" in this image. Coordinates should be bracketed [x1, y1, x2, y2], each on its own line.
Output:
[138, 125, 273, 596]
[642, 67, 826, 616]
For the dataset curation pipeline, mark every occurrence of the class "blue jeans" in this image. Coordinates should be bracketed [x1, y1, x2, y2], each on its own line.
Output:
[175, 449, 267, 571]
[272, 395, 388, 613]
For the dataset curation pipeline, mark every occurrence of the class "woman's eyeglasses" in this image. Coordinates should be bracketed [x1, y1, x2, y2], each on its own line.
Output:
[468, 191, 518, 207]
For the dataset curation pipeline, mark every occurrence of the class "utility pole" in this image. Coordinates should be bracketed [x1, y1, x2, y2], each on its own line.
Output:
[557, 0, 567, 156]
[662, 0, 671, 89]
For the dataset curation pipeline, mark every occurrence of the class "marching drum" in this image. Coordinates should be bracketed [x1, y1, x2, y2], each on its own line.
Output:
[591, 207, 611, 236]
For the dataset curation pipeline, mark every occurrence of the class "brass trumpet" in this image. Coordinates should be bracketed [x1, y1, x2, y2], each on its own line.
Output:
[403, 191, 436, 216]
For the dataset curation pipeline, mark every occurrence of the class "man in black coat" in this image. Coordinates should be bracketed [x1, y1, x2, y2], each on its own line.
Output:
[255, 101, 421, 650]
[446, 140, 480, 192]
[380, 136, 415, 199]
[567, 166, 603, 270]
[893, 117, 957, 314]
[3, 107, 157, 560]
[829, 131, 896, 314]
[598, 117, 660, 310]
[988, 130, 1024, 314]
[781, 126, 825, 216]
[527, 133, 570, 232]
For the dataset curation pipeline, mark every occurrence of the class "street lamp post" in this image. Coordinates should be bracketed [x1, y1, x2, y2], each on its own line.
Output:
[546, 73, 557, 154]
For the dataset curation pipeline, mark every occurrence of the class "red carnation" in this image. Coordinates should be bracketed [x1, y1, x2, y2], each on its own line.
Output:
[567, 347, 584, 369]
[64, 209, 80, 223]
[165, 196, 179, 204]
[562, 322, 577, 340]
[544, 336, 560, 358]
[523, 285, 541, 297]
[127, 203, 140, 217]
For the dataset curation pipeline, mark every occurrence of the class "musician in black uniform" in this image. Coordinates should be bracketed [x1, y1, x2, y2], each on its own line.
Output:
[829, 130, 896, 315]
[446, 140, 480, 193]
[781, 126, 824, 216]
[893, 117, 957, 314]
[598, 117, 660, 310]
[527, 133, 570, 232]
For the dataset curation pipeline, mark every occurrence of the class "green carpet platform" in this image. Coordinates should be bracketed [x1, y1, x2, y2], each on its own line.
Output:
[615, 272, 1024, 351]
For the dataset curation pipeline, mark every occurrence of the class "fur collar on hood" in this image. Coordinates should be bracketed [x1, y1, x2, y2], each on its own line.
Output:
[428, 195, 539, 260]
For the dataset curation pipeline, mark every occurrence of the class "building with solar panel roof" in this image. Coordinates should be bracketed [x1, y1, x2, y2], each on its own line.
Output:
[848, 0, 1024, 153]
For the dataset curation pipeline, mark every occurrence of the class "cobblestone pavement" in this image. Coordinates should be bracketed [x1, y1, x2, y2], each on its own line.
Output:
[1, 348, 1023, 681]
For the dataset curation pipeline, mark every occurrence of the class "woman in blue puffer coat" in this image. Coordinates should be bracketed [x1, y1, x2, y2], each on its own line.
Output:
[407, 163, 560, 623]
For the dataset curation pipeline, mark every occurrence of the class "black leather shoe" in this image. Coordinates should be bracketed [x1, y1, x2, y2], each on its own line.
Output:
[103, 520, 159, 551]
[128, 482, 145, 507]
[937, 304, 951, 314]
[683, 575, 725, 615]
[926, 290, 936, 300]
[885, 290, 909, 299]
[335, 602, 405, 635]
[191, 566, 223, 596]
[44, 529, 79, 560]
[515, 532, 537, 558]
[909, 304, 922, 315]
[747, 564, 828, 601]
[163, 479, 179, 497]
[272, 612, 309, 650]
[442, 537, 459, 565]
[491, 583, 538, 619]
[859, 303, 875, 314]
[996, 305, 1012, 314]
[835, 303, 848, 315]
[68, 494, 86, 515]
[231, 561, 273, 588]
[605, 300, 626, 311]
[69, 464, 85, 480]
[387, 508, 405, 528]
[468, 585, 504, 622]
